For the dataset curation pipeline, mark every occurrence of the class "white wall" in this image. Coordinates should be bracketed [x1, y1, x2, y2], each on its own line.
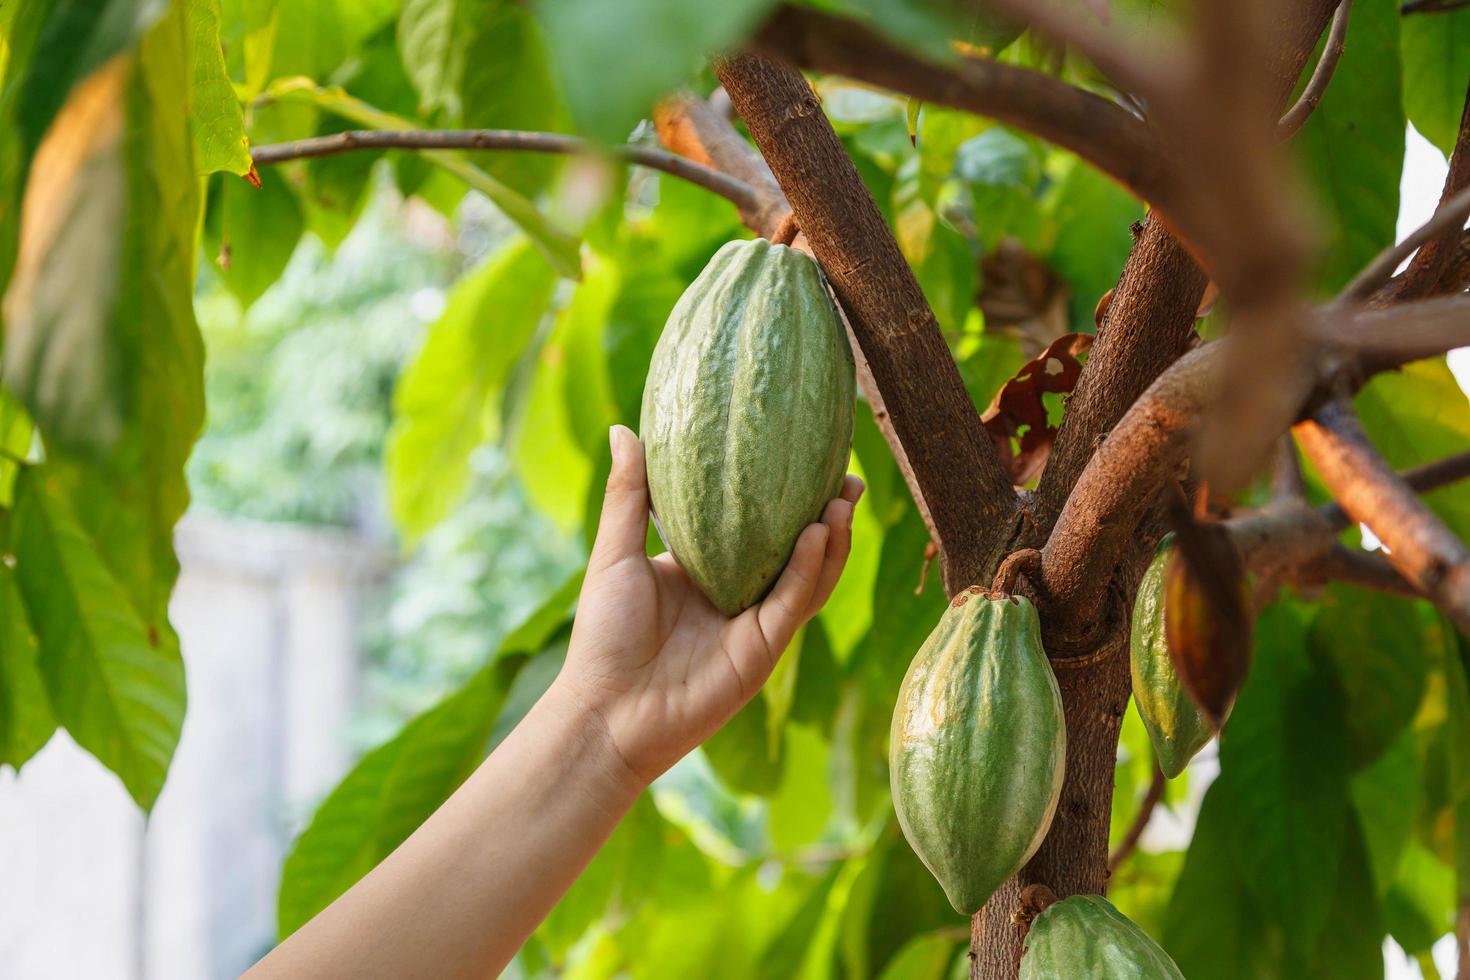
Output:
[0, 515, 387, 980]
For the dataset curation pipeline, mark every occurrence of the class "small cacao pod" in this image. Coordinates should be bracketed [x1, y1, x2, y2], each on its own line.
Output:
[1163, 525, 1251, 728]
[1020, 895, 1185, 979]
[640, 239, 855, 616]
[1130, 540, 1213, 777]
[890, 588, 1065, 915]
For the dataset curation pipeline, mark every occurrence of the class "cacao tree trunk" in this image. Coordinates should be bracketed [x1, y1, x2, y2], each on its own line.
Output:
[971, 634, 1133, 978]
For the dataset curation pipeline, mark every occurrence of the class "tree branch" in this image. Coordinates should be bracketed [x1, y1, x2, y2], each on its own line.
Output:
[1339, 183, 1470, 303]
[714, 53, 1019, 591]
[1401, 0, 1470, 13]
[1108, 760, 1166, 871]
[1275, 0, 1352, 140]
[250, 128, 764, 215]
[1036, 0, 1339, 528]
[1328, 294, 1470, 374]
[652, 92, 946, 552]
[749, 6, 1178, 216]
[1293, 400, 1470, 632]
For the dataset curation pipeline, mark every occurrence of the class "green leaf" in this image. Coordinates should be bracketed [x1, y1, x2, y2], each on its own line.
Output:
[278, 651, 529, 936]
[1215, 600, 1350, 954]
[1351, 729, 1421, 894]
[1043, 154, 1144, 329]
[767, 723, 835, 852]
[534, 0, 779, 143]
[203, 167, 304, 308]
[1292, 0, 1404, 293]
[1355, 359, 1470, 544]
[188, 0, 251, 175]
[386, 236, 558, 541]
[397, 0, 481, 114]
[703, 692, 785, 796]
[838, 826, 955, 979]
[1401, 7, 1470, 157]
[875, 933, 961, 980]
[268, 0, 395, 82]
[1309, 586, 1431, 768]
[12, 467, 185, 810]
[0, 510, 54, 769]
[1384, 841, 1456, 955]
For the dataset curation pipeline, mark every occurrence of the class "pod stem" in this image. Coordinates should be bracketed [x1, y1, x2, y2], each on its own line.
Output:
[1015, 883, 1061, 930]
[991, 548, 1042, 596]
[770, 211, 801, 246]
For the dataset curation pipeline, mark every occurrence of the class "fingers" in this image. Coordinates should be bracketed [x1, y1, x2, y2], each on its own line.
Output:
[749, 521, 831, 668]
[589, 425, 651, 573]
[804, 493, 858, 620]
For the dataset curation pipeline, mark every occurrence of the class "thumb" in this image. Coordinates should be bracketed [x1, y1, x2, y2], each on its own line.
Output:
[589, 425, 650, 571]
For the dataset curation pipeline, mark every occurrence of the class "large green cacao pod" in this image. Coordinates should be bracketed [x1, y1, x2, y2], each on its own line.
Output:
[1020, 895, 1185, 979]
[890, 588, 1066, 915]
[640, 239, 855, 616]
[1130, 541, 1213, 778]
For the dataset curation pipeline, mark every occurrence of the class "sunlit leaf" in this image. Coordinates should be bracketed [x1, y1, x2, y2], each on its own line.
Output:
[387, 236, 558, 541]
[188, 0, 251, 175]
[767, 723, 835, 852]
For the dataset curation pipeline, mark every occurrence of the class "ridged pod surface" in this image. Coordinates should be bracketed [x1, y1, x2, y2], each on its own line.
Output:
[640, 239, 855, 616]
[890, 588, 1066, 915]
[1130, 541, 1213, 778]
[1020, 895, 1185, 979]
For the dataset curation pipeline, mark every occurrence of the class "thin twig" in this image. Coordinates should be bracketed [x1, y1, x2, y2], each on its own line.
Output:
[1386, 75, 1470, 301]
[1338, 184, 1470, 303]
[1109, 761, 1165, 870]
[1327, 294, 1470, 374]
[250, 128, 764, 216]
[1319, 450, 1470, 529]
[1275, 0, 1352, 140]
[1301, 545, 1420, 597]
[1294, 400, 1470, 632]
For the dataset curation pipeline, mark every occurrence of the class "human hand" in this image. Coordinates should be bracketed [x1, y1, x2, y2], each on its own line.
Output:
[553, 424, 863, 785]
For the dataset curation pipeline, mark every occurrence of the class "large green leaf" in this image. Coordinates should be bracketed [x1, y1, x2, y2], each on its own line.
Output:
[0, 510, 54, 769]
[12, 467, 185, 809]
[203, 167, 304, 308]
[1351, 729, 1421, 894]
[838, 826, 955, 979]
[1292, 0, 1404, 293]
[386, 236, 559, 541]
[1043, 154, 1144, 329]
[1309, 586, 1432, 768]
[278, 651, 530, 936]
[397, 0, 481, 114]
[1401, 7, 1470, 157]
[534, 0, 779, 143]
[188, 0, 251, 175]
[1215, 600, 1350, 954]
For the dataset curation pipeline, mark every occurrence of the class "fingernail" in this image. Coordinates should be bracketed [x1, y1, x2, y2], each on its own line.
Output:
[842, 502, 855, 530]
[609, 424, 627, 461]
[853, 477, 866, 503]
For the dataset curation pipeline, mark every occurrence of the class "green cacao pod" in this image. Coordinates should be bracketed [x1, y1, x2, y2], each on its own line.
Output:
[1020, 895, 1184, 979]
[1130, 541, 1213, 778]
[890, 587, 1066, 915]
[640, 239, 855, 616]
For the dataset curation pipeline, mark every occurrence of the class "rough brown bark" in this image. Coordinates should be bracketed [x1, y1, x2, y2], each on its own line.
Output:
[714, 54, 1021, 592]
[1385, 73, 1470, 301]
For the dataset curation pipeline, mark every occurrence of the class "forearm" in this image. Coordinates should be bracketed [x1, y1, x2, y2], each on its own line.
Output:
[246, 680, 645, 980]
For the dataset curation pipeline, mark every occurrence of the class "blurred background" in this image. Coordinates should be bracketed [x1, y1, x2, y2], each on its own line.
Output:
[0, 67, 1467, 980]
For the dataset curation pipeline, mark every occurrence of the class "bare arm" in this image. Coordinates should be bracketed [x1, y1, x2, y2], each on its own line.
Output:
[245, 425, 862, 979]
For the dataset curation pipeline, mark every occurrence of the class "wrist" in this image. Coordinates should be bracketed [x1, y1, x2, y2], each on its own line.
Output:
[537, 677, 651, 799]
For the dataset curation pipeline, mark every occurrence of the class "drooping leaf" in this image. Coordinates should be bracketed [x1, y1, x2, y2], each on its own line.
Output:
[534, 0, 779, 143]
[1351, 729, 1421, 895]
[188, 0, 251, 175]
[386, 236, 559, 541]
[204, 167, 304, 309]
[0, 510, 54, 769]
[12, 467, 185, 810]
[1215, 600, 1350, 954]
[1400, 7, 1470, 157]
[1292, 0, 1404, 293]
